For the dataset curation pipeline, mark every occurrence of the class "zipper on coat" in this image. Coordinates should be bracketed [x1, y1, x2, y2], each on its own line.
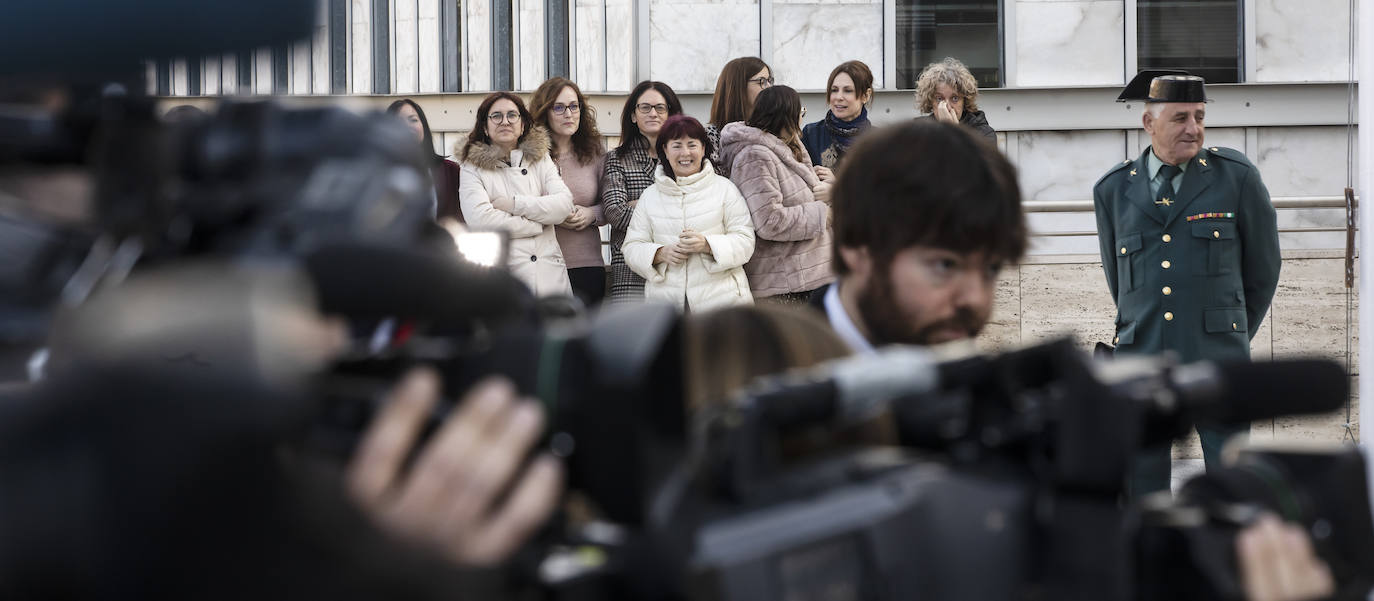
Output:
[680, 188, 689, 304]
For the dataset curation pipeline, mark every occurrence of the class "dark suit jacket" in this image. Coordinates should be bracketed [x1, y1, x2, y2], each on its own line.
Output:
[1093, 146, 1280, 363]
[807, 283, 830, 314]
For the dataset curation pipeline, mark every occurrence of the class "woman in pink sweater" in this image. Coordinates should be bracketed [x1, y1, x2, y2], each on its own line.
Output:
[531, 77, 608, 307]
[718, 86, 834, 304]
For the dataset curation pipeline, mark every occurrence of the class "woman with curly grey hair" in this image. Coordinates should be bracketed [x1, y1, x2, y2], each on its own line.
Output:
[915, 57, 995, 140]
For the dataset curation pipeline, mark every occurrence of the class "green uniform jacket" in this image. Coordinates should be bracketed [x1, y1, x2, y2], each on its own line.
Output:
[1093, 146, 1281, 363]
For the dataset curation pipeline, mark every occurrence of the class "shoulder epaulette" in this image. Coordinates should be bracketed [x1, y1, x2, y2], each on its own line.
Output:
[1203, 146, 1255, 167]
[1095, 158, 1135, 187]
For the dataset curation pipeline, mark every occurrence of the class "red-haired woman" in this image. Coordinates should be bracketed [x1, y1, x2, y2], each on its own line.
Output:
[622, 115, 755, 311]
[458, 92, 574, 297]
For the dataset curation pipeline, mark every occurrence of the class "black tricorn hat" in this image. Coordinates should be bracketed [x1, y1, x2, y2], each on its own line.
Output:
[1117, 70, 1208, 103]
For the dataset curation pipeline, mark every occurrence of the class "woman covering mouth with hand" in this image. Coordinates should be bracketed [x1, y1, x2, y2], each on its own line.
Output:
[915, 57, 996, 141]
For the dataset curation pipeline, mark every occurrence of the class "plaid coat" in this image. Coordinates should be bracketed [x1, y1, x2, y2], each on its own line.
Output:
[601, 141, 658, 302]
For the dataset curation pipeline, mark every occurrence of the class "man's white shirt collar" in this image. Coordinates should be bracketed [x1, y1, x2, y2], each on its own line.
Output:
[823, 282, 876, 354]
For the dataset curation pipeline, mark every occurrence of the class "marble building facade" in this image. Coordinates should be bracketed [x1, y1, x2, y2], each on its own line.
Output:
[156, 0, 1362, 449]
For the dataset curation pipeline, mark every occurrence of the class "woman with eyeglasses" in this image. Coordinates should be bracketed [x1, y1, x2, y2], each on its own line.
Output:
[801, 60, 874, 173]
[915, 57, 995, 140]
[705, 57, 774, 177]
[458, 92, 575, 297]
[622, 115, 754, 311]
[719, 85, 833, 304]
[529, 77, 608, 307]
[601, 80, 684, 303]
[386, 99, 463, 222]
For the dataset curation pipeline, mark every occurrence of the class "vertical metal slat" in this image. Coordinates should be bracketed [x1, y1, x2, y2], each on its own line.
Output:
[372, 0, 392, 93]
[492, 0, 514, 90]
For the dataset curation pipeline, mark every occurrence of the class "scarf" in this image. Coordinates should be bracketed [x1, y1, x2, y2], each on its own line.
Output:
[820, 107, 870, 169]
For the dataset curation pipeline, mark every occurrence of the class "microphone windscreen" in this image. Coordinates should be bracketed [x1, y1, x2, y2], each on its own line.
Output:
[1184, 359, 1349, 423]
[302, 244, 531, 327]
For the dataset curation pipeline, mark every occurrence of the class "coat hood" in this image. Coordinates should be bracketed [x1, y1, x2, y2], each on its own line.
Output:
[718, 122, 819, 187]
[460, 125, 553, 169]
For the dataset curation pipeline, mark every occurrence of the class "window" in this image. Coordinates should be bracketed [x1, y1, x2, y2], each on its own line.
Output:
[1138, 0, 1242, 83]
[895, 0, 1002, 89]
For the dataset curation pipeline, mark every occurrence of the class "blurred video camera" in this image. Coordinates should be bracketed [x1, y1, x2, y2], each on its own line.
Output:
[661, 338, 1374, 601]
[0, 0, 694, 537]
[6, 3, 1370, 601]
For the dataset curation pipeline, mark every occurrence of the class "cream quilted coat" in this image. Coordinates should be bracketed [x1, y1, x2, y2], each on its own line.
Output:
[622, 161, 755, 310]
[459, 126, 574, 297]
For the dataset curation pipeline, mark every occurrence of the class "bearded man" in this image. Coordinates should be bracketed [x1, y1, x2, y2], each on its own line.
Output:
[812, 120, 1027, 351]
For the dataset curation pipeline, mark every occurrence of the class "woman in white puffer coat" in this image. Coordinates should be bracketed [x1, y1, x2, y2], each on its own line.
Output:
[623, 115, 755, 311]
[459, 92, 575, 297]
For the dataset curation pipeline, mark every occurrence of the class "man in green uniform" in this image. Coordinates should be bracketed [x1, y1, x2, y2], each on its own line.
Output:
[1093, 72, 1281, 497]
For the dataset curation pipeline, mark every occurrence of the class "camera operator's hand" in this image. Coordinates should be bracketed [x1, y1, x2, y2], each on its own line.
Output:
[1237, 514, 1334, 601]
[347, 368, 564, 567]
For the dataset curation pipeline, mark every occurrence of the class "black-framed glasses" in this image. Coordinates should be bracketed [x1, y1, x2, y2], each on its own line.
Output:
[552, 103, 581, 116]
[487, 111, 521, 124]
[748, 76, 775, 88]
[635, 103, 669, 115]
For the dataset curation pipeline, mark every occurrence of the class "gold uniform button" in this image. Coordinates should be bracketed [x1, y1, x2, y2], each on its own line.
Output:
[1162, 234, 1172, 243]
[1213, 230, 1220, 238]
[1162, 286, 1172, 295]
[1113, 336, 1119, 344]
[1120, 247, 1127, 255]
[1232, 322, 1238, 330]
[1164, 312, 1174, 321]
[1161, 260, 1171, 269]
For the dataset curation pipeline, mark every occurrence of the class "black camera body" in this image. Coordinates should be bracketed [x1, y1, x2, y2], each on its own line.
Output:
[666, 339, 1373, 601]
[687, 450, 1034, 601]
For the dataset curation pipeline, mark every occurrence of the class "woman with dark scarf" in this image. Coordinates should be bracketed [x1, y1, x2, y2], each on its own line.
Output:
[800, 60, 874, 172]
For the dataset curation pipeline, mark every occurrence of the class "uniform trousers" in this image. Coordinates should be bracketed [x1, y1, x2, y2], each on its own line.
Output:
[1127, 420, 1249, 497]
